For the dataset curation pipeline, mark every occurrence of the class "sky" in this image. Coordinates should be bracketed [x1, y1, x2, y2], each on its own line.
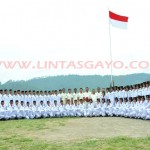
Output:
[0, 0, 150, 83]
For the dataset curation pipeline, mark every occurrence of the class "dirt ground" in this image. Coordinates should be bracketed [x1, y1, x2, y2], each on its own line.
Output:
[24, 117, 150, 142]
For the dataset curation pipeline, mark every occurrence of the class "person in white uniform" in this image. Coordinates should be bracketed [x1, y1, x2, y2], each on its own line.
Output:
[86, 99, 95, 117]
[32, 100, 41, 119]
[61, 88, 67, 104]
[91, 89, 97, 107]
[78, 99, 86, 117]
[7, 99, 16, 119]
[18, 101, 26, 119]
[0, 100, 7, 120]
[65, 99, 74, 117]
[72, 88, 78, 104]
[52, 100, 61, 117]
[72, 99, 81, 117]
[59, 100, 67, 117]
[78, 88, 84, 104]
[101, 98, 107, 117]
[38, 100, 48, 118]
[93, 99, 101, 117]
[45, 101, 54, 117]
[25, 101, 34, 119]
[96, 87, 102, 102]
[83, 87, 91, 109]
[67, 89, 73, 105]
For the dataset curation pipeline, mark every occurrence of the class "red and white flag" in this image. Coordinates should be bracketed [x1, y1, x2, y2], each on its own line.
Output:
[109, 11, 129, 29]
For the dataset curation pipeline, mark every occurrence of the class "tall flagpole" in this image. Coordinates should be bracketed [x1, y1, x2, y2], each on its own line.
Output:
[108, 8, 113, 87]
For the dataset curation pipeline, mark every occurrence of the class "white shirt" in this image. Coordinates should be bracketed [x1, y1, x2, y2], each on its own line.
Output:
[91, 93, 97, 102]
[84, 91, 91, 99]
[73, 93, 78, 101]
[78, 92, 84, 100]
[96, 92, 102, 99]
[66, 93, 73, 100]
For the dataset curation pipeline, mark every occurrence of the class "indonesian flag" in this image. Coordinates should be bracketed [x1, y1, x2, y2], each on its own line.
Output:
[109, 11, 129, 29]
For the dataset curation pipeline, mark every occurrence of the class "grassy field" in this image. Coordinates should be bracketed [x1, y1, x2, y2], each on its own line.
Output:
[0, 117, 150, 150]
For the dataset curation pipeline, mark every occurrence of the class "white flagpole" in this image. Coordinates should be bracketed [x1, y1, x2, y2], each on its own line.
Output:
[108, 8, 113, 87]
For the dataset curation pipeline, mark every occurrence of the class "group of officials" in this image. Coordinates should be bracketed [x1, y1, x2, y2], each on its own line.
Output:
[0, 81, 150, 120]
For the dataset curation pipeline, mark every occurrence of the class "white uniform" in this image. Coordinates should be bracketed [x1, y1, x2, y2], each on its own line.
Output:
[0, 105, 7, 120]
[7, 104, 16, 119]
[52, 105, 60, 117]
[93, 102, 101, 116]
[101, 102, 107, 116]
[72, 104, 81, 117]
[25, 105, 34, 119]
[96, 92, 102, 100]
[65, 104, 74, 116]
[32, 105, 41, 118]
[18, 105, 26, 118]
[73, 93, 78, 102]
[66, 93, 73, 101]
[91, 93, 97, 104]
[78, 103, 86, 116]
[86, 103, 94, 117]
[2, 94, 9, 107]
[59, 105, 67, 117]
[78, 92, 84, 100]
[109, 91, 115, 105]
[106, 103, 113, 116]
[37, 105, 48, 118]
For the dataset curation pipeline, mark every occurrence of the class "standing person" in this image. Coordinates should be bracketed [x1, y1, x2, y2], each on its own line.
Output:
[77, 88, 84, 104]
[67, 89, 73, 105]
[16, 90, 21, 104]
[105, 88, 110, 100]
[61, 88, 67, 104]
[53, 90, 61, 106]
[57, 89, 62, 102]
[101, 91, 106, 103]
[8, 89, 14, 104]
[96, 87, 102, 102]
[145, 82, 150, 96]
[91, 89, 97, 107]
[2, 89, 9, 107]
[83, 87, 91, 109]
[128, 86, 134, 99]
[73, 88, 78, 104]
[43, 91, 48, 106]
[35, 91, 40, 107]
[20, 91, 25, 105]
[109, 87, 115, 106]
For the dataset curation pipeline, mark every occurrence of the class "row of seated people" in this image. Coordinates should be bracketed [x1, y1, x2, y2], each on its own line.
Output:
[0, 95, 150, 120]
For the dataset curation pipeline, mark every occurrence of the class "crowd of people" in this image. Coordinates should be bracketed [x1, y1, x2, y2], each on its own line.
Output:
[0, 81, 150, 120]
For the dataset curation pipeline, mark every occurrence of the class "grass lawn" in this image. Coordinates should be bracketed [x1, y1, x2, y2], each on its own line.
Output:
[0, 117, 150, 150]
